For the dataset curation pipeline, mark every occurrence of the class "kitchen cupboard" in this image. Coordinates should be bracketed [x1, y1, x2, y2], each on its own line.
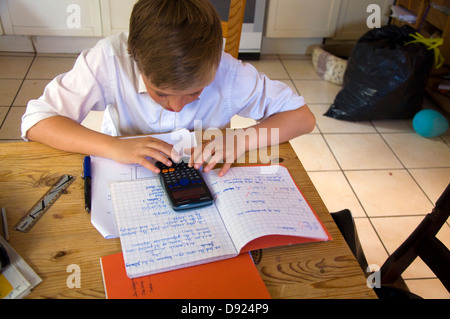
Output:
[333, 0, 394, 40]
[265, 0, 394, 39]
[0, 0, 102, 36]
[265, 0, 342, 37]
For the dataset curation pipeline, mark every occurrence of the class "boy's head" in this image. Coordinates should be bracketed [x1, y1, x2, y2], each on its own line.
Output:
[128, 0, 223, 93]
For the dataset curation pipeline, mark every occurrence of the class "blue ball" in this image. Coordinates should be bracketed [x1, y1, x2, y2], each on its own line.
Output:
[413, 109, 449, 138]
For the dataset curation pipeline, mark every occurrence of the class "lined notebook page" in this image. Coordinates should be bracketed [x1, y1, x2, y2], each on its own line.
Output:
[110, 179, 237, 278]
[206, 165, 329, 252]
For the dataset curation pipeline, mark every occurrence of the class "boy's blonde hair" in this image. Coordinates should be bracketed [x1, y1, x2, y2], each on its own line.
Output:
[128, 0, 223, 91]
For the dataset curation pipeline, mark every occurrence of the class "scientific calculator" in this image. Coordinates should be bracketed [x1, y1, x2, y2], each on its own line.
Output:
[156, 159, 214, 211]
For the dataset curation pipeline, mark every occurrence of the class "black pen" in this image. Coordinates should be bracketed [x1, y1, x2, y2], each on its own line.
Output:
[1, 207, 9, 241]
[83, 156, 92, 214]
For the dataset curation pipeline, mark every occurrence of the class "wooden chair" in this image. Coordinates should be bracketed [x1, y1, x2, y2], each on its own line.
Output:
[380, 183, 450, 292]
[221, 0, 246, 59]
[332, 183, 450, 298]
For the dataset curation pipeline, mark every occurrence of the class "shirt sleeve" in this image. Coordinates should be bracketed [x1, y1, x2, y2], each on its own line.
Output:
[21, 40, 112, 140]
[227, 58, 306, 121]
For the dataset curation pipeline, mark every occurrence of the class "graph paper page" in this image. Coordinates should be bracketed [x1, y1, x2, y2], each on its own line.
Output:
[207, 165, 328, 252]
[110, 179, 237, 278]
[91, 128, 196, 238]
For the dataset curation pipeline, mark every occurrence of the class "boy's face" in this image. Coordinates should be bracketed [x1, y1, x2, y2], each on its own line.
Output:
[142, 75, 204, 112]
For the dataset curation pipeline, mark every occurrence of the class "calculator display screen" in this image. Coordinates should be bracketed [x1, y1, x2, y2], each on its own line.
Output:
[172, 186, 208, 200]
[156, 159, 214, 210]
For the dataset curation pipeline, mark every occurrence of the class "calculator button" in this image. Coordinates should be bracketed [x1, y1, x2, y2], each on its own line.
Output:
[179, 178, 189, 186]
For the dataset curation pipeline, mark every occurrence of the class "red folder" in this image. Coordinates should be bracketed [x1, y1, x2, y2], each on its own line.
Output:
[100, 252, 271, 299]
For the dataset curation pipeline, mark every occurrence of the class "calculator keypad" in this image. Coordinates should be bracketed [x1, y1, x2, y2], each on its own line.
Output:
[159, 160, 203, 189]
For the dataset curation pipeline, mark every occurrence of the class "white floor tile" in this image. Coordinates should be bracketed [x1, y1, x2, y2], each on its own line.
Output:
[383, 133, 450, 168]
[246, 58, 289, 80]
[13, 79, 50, 106]
[353, 218, 389, 269]
[0, 56, 33, 79]
[405, 279, 450, 299]
[309, 104, 376, 133]
[345, 170, 433, 217]
[0, 79, 22, 106]
[289, 134, 340, 171]
[372, 119, 414, 133]
[408, 168, 450, 203]
[0, 106, 9, 123]
[230, 115, 257, 129]
[26, 56, 76, 79]
[293, 80, 341, 104]
[282, 59, 322, 80]
[371, 216, 450, 279]
[0, 107, 26, 139]
[324, 133, 403, 170]
[81, 110, 104, 132]
[308, 171, 366, 217]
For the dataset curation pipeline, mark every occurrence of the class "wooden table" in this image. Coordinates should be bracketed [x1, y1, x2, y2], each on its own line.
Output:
[0, 140, 376, 299]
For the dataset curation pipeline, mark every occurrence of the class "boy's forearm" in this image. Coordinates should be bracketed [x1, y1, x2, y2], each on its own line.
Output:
[199, 105, 315, 176]
[25, 116, 117, 158]
[25, 116, 177, 174]
[245, 105, 315, 150]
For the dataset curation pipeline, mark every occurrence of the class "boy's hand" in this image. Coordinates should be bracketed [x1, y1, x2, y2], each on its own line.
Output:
[188, 133, 246, 177]
[110, 137, 180, 173]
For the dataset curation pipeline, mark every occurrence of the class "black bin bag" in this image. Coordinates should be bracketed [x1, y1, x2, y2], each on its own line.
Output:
[325, 25, 434, 121]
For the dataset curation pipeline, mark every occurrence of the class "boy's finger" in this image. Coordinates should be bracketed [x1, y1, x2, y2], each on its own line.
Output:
[218, 162, 232, 177]
[189, 145, 204, 168]
[203, 159, 217, 173]
[151, 152, 173, 167]
[169, 147, 181, 163]
[145, 138, 176, 159]
[137, 146, 173, 168]
[193, 143, 215, 169]
[140, 138, 183, 164]
[136, 157, 161, 174]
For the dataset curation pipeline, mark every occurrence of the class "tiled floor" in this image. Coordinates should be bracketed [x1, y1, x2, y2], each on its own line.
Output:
[1, 52, 449, 298]
[246, 55, 450, 299]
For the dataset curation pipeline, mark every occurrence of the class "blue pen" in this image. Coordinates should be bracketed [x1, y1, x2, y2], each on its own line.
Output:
[83, 156, 92, 213]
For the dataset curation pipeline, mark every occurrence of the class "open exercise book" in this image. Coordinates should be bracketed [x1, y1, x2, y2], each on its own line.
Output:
[110, 165, 331, 278]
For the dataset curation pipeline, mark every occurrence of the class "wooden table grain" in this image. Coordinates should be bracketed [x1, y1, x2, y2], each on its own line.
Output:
[0, 140, 376, 299]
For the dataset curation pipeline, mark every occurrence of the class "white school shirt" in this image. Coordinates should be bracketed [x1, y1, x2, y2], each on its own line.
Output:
[21, 32, 306, 139]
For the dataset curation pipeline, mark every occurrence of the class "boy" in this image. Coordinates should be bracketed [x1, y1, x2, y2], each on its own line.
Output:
[21, 0, 315, 177]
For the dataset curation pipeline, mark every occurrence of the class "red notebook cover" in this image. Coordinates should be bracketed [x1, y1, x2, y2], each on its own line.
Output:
[100, 252, 271, 299]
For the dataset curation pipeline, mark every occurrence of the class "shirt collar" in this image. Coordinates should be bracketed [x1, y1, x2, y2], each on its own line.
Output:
[138, 74, 147, 94]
